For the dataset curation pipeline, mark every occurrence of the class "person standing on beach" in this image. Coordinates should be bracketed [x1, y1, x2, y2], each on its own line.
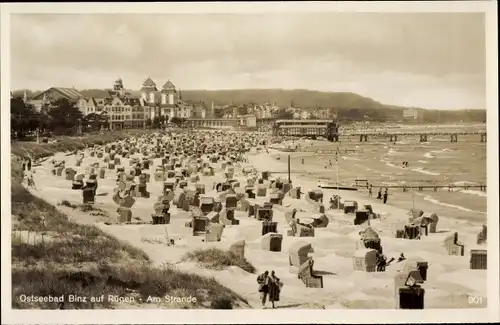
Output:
[368, 184, 373, 198]
[383, 187, 388, 204]
[377, 188, 382, 200]
[268, 270, 282, 309]
[257, 270, 270, 308]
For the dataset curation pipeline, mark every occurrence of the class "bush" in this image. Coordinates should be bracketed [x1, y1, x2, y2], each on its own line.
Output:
[182, 248, 257, 274]
[59, 200, 77, 209]
[210, 294, 234, 309]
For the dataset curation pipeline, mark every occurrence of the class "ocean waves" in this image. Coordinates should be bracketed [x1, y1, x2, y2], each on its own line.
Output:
[411, 167, 441, 176]
[423, 148, 453, 159]
[415, 193, 486, 215]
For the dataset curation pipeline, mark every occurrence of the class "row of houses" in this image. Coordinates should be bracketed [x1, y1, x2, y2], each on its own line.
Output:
[286, 105, 337, 120]
[219, 102, 338, 120]
[27, 78, 207, 130]
[24, 78, 260, 130]
[20, 78, 339, 131]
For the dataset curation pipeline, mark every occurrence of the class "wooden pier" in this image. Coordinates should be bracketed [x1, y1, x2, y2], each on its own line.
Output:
[272, 119, 486, 143]
[344, 131, 486, 143]
[360, 184, 487, 192]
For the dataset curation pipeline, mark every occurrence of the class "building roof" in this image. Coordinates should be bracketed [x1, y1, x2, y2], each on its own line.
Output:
[32, 87, 84, 101]
[161, 80, 176, 92]
[279, 125, 328, 129]
[275, 119, 332, 124]
[80, 89, 113, 98]
[141, 77, 157, 90]
[53, 87, 84, 99]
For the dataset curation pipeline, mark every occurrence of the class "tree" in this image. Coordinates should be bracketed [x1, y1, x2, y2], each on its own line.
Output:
[152, 116, 161, 129]
[46, 98, 83, 134]
[170, 116, 187, 127]
[238, 105, 249, 116]
[83, 112, 109, 132]
[213, 107, 225, 118]
[100, 111, 110, 130]
[145, 118, 152, 128]
[10, 97, 45, 138]
[276, 108, 294, 119]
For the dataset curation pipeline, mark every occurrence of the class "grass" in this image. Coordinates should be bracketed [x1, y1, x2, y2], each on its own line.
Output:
[57, 200, 108, 216]
[10, 131, 250, 309]
[10, 130, 159, 160]
[182, 248, 257, 274]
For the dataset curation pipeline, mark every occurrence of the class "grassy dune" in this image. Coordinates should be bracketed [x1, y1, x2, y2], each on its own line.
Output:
[182, 248, 257, 274]
[10, 131, 250, 309]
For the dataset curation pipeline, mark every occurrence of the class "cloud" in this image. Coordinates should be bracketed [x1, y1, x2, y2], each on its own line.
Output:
[9, 12, 486, 109]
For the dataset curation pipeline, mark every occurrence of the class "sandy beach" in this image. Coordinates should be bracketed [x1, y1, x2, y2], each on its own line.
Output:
[19, 130, 487, 310]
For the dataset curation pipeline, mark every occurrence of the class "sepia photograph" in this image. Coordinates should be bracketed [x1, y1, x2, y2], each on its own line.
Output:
[1, 1, 498, 324]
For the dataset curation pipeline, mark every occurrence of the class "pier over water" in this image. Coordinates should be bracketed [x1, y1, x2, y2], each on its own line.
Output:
[272, 119, 487, 143]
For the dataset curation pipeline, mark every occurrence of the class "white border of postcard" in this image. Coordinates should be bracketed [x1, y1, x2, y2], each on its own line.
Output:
[1, 1, 499, 324]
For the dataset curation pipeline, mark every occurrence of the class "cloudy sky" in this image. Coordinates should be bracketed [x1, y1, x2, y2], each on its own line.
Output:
[10, 12, 486, 109]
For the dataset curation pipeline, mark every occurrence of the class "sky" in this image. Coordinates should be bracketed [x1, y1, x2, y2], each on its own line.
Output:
[9, 12, 487, 109]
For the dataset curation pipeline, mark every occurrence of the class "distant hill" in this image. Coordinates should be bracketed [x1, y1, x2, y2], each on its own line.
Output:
[12, 88, 486, 123]
[13, 88, 392, 109]
[179, 89, 390, 109]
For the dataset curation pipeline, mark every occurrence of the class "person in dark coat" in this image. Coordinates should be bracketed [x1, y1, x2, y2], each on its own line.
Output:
[257, 270, 269, 308]
[377, 188, 382, 200]
[376, 252, 387, 272]
[383, 187, 388, 204]
[268, 270, 282, 309]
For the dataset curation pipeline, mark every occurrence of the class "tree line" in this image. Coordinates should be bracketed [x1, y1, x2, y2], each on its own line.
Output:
[11, 97, 86, 138]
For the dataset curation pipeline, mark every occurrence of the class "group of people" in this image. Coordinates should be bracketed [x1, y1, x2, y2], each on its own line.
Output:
[376, 252, 407, 272]
[21, 156, 36, 189]
[367, 185, 389, 204]
[256, 270, 282, 309]
[377, 187, 389, 204]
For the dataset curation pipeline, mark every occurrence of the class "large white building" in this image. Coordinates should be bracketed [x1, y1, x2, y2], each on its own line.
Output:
[403, 108, 418, 120]
[139, 77, 192, 121]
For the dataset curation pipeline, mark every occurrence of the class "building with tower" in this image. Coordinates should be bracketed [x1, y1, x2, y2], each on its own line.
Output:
[23, 77, 193, 130]
[140, 77, 191, 121]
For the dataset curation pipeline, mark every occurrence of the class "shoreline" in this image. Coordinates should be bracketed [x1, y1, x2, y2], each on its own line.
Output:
[265, 138, 486, 224]
[247, 149, 485, 232]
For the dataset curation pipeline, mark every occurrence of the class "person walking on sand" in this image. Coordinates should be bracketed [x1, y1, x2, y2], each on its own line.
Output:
[383, 187, 388, 204]
[368, 184, 373, 198]
[26, 170, 36, 190]
[268, 270, 282, 309]
[257, 270, 270, 308]
[377, 188, 382, 200]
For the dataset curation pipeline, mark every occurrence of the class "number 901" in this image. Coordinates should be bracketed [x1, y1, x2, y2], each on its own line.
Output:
[468, 295, 484, 304]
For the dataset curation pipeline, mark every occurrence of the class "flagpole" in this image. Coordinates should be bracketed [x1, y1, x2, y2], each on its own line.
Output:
[336, 145, 340, 209]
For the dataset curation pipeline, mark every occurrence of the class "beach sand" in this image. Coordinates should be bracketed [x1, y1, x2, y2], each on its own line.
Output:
[23, 134, 487, 309]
